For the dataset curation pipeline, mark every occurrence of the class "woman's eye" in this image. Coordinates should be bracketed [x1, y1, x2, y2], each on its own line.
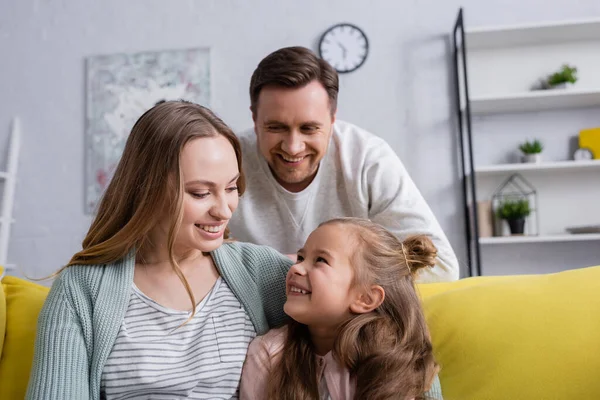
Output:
[191, 192, 209, 199]
[226, 186, 239, 193]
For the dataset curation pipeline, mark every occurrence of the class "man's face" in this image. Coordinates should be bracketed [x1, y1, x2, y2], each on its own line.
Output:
[253, 80, 335, 193]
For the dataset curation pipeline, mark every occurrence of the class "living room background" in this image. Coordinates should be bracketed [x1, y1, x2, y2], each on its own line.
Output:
[1, 0, 599, 279]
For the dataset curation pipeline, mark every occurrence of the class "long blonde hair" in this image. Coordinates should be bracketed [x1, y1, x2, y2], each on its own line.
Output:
[66, 100, 245, 312]
[267, 218, 439, 400]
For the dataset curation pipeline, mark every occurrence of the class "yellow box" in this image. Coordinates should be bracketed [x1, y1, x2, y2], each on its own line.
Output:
[579, 127, 600, 159]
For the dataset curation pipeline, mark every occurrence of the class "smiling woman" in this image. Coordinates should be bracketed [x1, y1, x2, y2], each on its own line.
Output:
[166, 135, 241, 254]
[26, 100, 294, 400]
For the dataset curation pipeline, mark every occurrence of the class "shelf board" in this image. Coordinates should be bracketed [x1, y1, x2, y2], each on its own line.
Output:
[480, 233, 600, 244]
[469, 88, 600, 115]
[466, 18, 600, 49]
[474, 160, 600, 176]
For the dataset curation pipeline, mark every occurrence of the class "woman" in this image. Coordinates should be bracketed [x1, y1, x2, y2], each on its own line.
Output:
[26, 100, 292, 400]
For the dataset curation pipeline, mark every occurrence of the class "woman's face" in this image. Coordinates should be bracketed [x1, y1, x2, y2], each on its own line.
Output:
[166, 134, 241, 254]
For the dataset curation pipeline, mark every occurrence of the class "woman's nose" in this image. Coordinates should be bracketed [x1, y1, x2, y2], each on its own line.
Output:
[210, 195, 232, 220]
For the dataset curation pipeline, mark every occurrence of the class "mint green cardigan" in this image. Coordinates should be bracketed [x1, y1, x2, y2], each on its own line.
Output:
[26, 242, 292, 400]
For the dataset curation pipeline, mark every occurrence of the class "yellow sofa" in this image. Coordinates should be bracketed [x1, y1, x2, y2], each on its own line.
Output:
[2, 265, 600, 399]
[0, 269, 50, 400]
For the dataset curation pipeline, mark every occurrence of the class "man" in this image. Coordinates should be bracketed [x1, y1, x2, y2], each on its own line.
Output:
[229, 46, 459, 282]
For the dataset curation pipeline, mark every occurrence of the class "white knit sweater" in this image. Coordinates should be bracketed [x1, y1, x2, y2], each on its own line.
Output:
[229, 120, 459, 283]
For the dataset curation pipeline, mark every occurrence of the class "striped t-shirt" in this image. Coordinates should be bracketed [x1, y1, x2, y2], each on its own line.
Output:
[101, 277, 257, 400]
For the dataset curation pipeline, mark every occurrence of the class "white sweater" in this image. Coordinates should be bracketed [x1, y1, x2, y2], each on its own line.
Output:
[229, 120, 459, 282]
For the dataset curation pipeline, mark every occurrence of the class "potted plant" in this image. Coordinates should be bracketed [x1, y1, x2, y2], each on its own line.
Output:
[532, 64, 578, 90]
[519, 139, 543, 163]
[497, 198, 531, 235]
[544, 64, 578, 89]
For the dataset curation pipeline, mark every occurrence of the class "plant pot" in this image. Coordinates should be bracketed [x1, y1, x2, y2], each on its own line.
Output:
[507, 218, 526, 235]
[550, 82, 575, 90]
[522, 153, 541, 164]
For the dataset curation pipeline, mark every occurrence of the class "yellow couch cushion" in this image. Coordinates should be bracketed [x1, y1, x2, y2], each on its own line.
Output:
[0, 273, 50, 400]
[421, 265, 600, 400]
[2, 266, 599, 400]
[417, 275, 517, 298]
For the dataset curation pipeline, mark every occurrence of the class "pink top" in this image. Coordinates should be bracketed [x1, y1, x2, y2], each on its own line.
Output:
[239, 326, 355, 400]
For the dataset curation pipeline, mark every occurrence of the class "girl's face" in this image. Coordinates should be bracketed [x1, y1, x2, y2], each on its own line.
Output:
[160, 135, 241, 254]
[284, 224, 359, 328]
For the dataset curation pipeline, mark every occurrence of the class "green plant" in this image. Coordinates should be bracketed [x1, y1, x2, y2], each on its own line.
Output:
[497, 198, 531, 220]
[519, 139, 543, 154]
[547, 64, 578, 86]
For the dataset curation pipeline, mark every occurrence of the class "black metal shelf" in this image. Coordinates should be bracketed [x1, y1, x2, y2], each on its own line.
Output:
[452, 8, 482, 277]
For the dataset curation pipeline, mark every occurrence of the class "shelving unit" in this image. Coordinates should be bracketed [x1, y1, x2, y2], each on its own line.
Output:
[480, 233, 600, 245]
[452, 9, 600, 276]
[470, 88, 600, 115]
[465, 19, 600, 49]
[0, 118, 20, 270]
[474, 160, 600, 175]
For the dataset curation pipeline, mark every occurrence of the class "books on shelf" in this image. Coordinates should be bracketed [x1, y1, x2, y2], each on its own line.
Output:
[566, 225, 600, 234]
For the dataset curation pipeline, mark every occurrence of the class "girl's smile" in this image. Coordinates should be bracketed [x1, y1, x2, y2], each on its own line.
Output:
[287, 280, 312, 296]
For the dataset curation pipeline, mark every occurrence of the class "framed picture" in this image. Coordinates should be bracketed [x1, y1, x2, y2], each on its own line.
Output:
[85, 47, 210, 213]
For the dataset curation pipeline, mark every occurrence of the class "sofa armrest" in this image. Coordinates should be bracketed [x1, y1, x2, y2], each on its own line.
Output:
[0, 267, 6, 358]
[0, 273, 50, 400]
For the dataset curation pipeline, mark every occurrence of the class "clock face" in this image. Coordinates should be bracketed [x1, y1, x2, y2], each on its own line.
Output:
[573, 147, 594, 161]
[319, 23, 369, 73]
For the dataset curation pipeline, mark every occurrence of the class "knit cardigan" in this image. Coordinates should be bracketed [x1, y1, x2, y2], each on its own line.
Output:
[26, 242, 292, 400]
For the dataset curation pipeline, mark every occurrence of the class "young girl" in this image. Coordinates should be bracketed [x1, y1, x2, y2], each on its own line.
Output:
[240, 217, 443, 400]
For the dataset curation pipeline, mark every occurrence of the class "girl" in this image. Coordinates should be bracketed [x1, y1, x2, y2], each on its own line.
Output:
[240, 217, 443, 399]
[27, 101, 293, 399]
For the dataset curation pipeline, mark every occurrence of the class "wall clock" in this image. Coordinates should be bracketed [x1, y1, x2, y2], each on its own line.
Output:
[573, 147, 594, 161]
[318, 23, 369, 73]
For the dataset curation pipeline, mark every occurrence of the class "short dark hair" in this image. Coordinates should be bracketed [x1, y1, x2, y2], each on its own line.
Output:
[249, 46, 339, 115]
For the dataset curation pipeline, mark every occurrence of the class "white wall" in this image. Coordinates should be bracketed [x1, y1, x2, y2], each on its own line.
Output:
[1, 0, 600, 279]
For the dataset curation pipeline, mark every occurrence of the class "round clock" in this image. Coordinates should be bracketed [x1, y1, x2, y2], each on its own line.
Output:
[318, 23, 369, 73]
[573, 147, 594, 161]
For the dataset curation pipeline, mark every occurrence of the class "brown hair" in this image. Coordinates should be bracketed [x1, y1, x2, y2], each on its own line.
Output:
[267, 217, 439, 400]
[249, 46, 339, 116]
[67, 100, 245, 314]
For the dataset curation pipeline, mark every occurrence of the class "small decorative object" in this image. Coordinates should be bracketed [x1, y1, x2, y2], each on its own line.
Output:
[477, 200, 494, 238]
[573, 147, 594, 161]
[566, 224, 600, 234]
[319, 23, 368, 73]
[519, 139, 543, 163]
[546, 64, 578, 88]
[532, 64, 578, 90]
[497, 198, 531, 235]
[491, 174, 539, 237]
[578, 127, 600, 159]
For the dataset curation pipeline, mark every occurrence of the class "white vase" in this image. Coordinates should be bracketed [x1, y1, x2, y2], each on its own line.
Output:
[551, 82, 574, 90]
[522, 154, 542, 163]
